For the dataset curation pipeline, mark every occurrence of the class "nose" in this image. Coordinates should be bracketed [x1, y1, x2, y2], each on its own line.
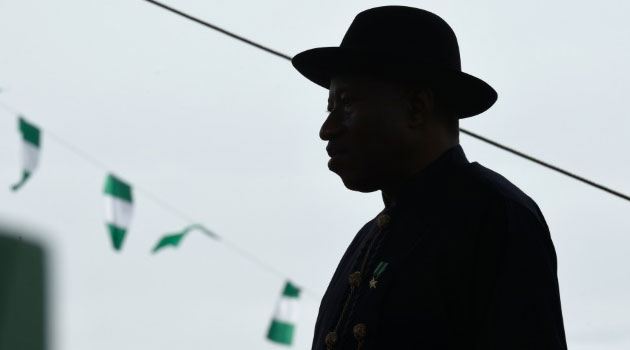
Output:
[319, 111, 344, 141]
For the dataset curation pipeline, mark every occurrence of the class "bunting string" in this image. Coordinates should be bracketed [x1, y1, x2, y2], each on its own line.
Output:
[0, 100, 318, 302]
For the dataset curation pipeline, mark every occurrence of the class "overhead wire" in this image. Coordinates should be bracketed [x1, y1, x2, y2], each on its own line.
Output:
[140, 0, 629, 204]
[142, 0, 291, 60]
[459, 129, 630, 202]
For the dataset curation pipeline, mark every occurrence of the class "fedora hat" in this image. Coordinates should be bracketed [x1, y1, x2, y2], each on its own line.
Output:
[292, 6, 497, 118]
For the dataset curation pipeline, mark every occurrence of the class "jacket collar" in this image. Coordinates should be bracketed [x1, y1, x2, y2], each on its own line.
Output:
[382, 144, 469, 209]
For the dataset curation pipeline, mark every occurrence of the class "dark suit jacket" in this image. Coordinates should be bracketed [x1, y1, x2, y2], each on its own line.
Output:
[312, 145, 567, 349]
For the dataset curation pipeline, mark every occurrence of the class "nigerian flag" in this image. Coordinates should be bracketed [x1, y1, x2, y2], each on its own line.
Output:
[152, 224, 218, 253]
[103, 174, 133, 251]
[11, 117, 41, 191]
[267, 281, 300, 345]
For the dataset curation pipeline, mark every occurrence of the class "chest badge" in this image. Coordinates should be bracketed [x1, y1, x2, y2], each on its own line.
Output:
[369, 261, 388, 289]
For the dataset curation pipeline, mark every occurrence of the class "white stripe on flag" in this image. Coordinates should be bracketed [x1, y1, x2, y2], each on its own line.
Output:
[104, 195, 133, 228]
[21, 141, 39, 173]
[273, 296, 298, 324]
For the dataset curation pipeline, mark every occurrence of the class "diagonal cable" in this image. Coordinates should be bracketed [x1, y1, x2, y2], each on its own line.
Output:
[460, 129, 630, 202]
[140, 0, 629, 203]
[142, 0, 291, 60]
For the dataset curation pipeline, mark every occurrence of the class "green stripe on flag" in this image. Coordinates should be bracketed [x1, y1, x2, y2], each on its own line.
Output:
[107, 224, 126, 251]
[282, 282, 300, 298]
[152, 232, 186, 253]
[11, 170, 31, 192]
[152, 224, 219, 254]
[19, 117, 40, 147]
[104, 174, 132, 201]
[267, 319, 295, 345]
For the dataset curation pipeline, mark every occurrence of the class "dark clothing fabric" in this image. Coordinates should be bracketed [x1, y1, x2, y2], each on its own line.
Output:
[312, 145, 567, 350]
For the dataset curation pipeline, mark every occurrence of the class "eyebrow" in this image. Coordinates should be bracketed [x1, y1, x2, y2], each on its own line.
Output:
[327, 86, 356, 111]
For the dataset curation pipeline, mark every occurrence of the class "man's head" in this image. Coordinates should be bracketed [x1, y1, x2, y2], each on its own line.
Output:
[292, 6, 497, 192]
[322, 74, 460, 192]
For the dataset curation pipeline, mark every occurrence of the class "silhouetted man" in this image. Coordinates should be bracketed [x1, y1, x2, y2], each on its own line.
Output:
[292, 6, 567, 350]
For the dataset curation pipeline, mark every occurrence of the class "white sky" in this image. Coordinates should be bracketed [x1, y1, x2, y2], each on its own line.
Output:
[1, 0, 629, 349]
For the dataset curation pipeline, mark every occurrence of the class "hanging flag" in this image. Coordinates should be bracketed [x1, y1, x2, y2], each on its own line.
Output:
[152, 224, 218, 253]
[103, 174, 133, 251]
[267, 281, 300, 345]
[11, 117, 41, 191]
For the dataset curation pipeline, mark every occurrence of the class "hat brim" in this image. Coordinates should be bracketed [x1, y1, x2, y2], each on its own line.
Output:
[292, 47, 497, 118]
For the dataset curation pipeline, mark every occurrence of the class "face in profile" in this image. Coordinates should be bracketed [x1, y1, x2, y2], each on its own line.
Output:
[321, 75, 415, 192]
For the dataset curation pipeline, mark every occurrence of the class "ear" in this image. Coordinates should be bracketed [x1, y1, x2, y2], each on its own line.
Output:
[407, 87, 435, 128]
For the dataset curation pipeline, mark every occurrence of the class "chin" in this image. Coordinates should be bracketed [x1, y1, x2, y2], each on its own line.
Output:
[328, 157, 381, 193]
[334, 170, 380, 193]
[342, 180, 379, 193]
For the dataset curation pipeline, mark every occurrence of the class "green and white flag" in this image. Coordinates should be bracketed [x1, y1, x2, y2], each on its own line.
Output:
[103, 174, 133, 251]
[267, 281, 300, 346]
[152, 224, 219, 253]
[11, 117, 41, 191]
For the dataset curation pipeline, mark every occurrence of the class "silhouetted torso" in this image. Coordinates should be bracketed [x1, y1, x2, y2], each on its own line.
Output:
[312, 145, 567, 349]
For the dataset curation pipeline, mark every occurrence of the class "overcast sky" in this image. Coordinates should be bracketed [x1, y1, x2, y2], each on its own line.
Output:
[1, 0, 629, 349]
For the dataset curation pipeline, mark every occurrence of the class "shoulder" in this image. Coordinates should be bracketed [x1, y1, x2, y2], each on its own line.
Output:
[451, 161, 548, 226]
[450, 163, 556, 266]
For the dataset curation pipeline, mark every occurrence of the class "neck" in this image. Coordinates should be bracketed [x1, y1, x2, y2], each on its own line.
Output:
[380, 137, 459, 206]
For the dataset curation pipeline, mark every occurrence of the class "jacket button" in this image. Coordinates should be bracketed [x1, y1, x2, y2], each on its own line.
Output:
[325, 331, 338, 348]
[349, 271, 362, 288]
[353, 323, 367, 341]
[376, 214, 391, 230]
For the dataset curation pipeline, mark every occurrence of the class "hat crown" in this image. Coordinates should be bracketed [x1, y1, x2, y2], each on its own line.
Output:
[291, 6, 497, 118]
[340, 6, 461, 71]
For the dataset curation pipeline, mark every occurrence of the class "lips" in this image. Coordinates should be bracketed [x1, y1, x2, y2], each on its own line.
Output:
[326, 144, 347, 157]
